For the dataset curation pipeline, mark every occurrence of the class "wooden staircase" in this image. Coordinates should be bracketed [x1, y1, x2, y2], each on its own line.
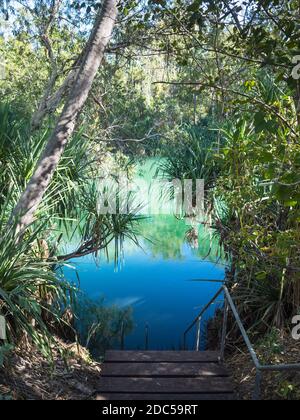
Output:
[97, 350, 235, 400]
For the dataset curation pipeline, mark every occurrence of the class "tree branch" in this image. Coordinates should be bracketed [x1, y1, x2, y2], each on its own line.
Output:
[152, 80, 298, 137]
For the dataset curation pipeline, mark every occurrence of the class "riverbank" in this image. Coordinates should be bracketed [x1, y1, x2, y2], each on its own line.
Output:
[228, 331, 300, 400]
[0, 339, 101, 400]
[2, 329, 299, 400]
[208, 312, 300, 400]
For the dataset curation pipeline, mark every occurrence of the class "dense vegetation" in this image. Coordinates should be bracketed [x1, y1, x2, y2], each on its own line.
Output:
[0, 0, 299, 399]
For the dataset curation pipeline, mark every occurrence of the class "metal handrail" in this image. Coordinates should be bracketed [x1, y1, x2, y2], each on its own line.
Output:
[184, 287, 224, 351]
[184, 285, 300, 400]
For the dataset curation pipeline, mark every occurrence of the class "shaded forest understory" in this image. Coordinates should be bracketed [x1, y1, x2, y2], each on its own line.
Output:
[0, 0, 300, 400]
[0, 338, 101, 400]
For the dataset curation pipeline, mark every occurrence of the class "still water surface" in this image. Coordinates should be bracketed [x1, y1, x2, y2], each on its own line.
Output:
[64, 159, 226, 350]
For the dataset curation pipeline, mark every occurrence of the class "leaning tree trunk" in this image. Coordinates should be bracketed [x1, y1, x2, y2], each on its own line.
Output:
[11, 0, 118, 235]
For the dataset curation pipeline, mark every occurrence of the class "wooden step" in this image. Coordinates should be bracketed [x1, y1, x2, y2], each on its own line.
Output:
[101, 362, 229, 377]
[97, 393, 234, 400]
[97, 350, 235, 401]
[105, 350, 220, 363]
[97, 377, 234, 394]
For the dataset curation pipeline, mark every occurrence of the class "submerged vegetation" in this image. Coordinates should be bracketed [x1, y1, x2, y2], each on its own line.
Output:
[0, 0, 299, 400]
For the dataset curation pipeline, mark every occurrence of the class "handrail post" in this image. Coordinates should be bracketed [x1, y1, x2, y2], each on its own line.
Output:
[196, 317, 201, 351]
[183, 285, 300, 400]
[183, 287, 224, 349]
[223, 287, 261, 368]
[220, 297, 229, 363]
[253, 369, 262, 400]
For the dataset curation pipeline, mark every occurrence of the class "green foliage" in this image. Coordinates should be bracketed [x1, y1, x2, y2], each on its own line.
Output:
[1, 0, 300, 365]
[212, 101, 300, 328]
[0, 103, 91, 217]
[159, 123, 222, 191]
[0, 216, 74, 358]
[60, 179, 145, 264]
[277, 381, 299, 400]
[0, 101, 143, 357]
[0, 36, 47, 111]
[256, 329, 284, 358]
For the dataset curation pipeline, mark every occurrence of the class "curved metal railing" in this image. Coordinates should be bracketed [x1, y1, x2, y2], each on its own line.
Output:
[184, 285, 300, 400]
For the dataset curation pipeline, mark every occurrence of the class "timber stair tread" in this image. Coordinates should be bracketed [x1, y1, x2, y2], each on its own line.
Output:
[101, 362, 229, 377]
[104, 350, 220, 363]
[97, 351, 235, 401]
[97, 393, 234, 400]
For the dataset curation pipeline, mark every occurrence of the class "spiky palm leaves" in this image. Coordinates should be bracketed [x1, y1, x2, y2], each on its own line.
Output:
[212, 113, 300, 330]
[159, 125, 221, 192]
[0, 103, 143, 355]
[0, 218, 74, 359]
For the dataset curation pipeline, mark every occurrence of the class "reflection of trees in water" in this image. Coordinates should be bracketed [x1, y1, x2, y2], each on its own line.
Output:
[186, 227, 199, 249]
[138, 215, 223, 262]
[139, 216, 185, 260]
[74, 296, 134, 359]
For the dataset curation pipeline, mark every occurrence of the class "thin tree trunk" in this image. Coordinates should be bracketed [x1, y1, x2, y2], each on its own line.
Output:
[11, 0, 118, 234]
[31, 62, 81, 130]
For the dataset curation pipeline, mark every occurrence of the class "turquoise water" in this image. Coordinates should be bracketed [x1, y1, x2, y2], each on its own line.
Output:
[64, 159, 226, 350]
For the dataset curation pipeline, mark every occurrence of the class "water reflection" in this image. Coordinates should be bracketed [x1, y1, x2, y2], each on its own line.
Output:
[138, 215, 223, 262]
[63, 159, 226, 351]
